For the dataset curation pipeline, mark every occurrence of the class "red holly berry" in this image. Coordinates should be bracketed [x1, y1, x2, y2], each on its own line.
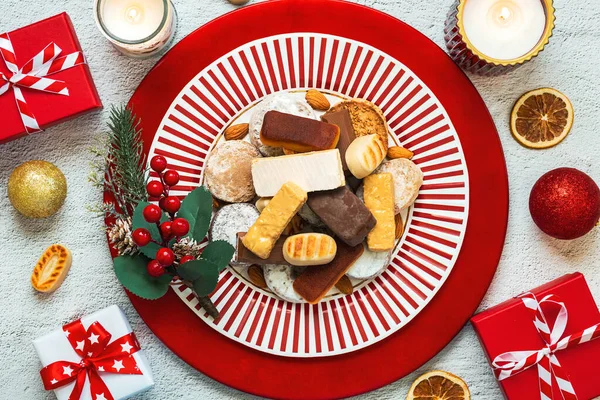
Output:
[156, 248, 175, 266]
[163, 170, 180, 186]
[132, 228, 151, 247]
[162, 196, 181, 214]
[171, 218, 190, 237]
[143, 204, 162, 223]
[179, 255, 195, 264]
[150, 155, 167, 173]
[146, 181, 164, 198]
[158, 197, 166, 210]
[160, 221, 173, 239]
[147, 260, 165, 277]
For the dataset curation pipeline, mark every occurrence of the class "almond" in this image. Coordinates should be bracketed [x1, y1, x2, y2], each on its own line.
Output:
[248, 265, 267, 289]
[212, 197, 220, 209]
[387, 146, 414, 160]
[224, 123, 249, 140]
[395, 213, 404, 240]
[335, 275, 353, 295]
[306, 89, 330, 111]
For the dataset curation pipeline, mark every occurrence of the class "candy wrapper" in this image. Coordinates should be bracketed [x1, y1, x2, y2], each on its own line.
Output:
[471, 273, 600, 399]
[33, 305, 154, 400]
[0, 12, 102, 143]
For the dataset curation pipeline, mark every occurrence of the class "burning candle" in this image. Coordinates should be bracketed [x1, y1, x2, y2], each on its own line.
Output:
[94, 0, 177, 58]
[445, 0, 555, 75]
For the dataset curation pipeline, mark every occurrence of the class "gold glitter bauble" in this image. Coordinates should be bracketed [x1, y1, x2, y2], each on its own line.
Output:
[8, 160, 67, 218]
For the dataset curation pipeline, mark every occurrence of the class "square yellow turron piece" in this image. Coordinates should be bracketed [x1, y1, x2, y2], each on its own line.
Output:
[242, 182, 307, 259]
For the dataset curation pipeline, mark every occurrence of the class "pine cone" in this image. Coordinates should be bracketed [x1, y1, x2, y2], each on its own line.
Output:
[107, 217, 138, 256]
[172, 237, 204, 260]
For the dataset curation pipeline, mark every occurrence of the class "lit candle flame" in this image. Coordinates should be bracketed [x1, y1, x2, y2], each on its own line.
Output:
[125, 5, 144, 24]
[497, 6, 512, 24]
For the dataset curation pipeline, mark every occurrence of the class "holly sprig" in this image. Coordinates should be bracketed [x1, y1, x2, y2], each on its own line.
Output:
[112, 156, 234, 318]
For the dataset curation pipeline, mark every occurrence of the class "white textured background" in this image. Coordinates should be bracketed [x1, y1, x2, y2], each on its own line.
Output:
[0, 0, 598, 398]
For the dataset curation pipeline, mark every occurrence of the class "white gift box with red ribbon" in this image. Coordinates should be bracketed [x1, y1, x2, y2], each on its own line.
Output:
[33, 305, 154, 400]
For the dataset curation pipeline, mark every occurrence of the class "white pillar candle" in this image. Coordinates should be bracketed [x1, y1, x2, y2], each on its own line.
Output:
[462, 0, 547, 60]
[95, 0, 177, 58]
[100, 0, 165, 41]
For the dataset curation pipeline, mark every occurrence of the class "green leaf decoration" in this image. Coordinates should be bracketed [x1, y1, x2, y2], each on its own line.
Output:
[113, 255, 172, 300]
[177, 259, 221, 296]
[178, 187, 212, 241]
[139, 241, 160, 259]
[177, 259, 210, 282]
[193, 268, 220, 297]
[201, 240, 235, 271]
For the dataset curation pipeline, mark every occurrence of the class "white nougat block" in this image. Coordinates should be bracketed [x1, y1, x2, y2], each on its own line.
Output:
[251, 149, 345, 197]
[33, 305, 154, 400]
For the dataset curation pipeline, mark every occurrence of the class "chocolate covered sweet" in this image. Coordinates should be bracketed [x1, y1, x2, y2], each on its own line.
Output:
[293, 240, 364, 304]
[307, 186, 376, 246]
[321, 108, 356, 170]
[260, 111, 340, 153]
[235, 233, 291, 266]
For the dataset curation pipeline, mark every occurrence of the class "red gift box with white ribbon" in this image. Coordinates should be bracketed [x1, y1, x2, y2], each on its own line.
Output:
[471, 273, 600, 400]
[0, 12, 102, 143]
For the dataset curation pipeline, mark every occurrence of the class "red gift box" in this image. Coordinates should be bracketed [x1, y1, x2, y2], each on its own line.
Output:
[471, 273, 600, 400]
[0, 12, 102, 143]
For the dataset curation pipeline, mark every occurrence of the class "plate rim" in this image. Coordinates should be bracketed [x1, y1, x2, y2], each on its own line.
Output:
[123, 1, 509, 398]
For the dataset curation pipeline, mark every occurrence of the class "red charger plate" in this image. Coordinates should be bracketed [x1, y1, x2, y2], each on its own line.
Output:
[124, 1, 508, 398]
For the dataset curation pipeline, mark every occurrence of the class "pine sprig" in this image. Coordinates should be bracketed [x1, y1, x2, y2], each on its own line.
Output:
[89, 105, 148, 218]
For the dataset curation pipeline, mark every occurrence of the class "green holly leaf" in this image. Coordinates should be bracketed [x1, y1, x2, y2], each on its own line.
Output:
[177, 259, 208, 281]
[139, 242, 161, 259]
[177, 259, 221, 296]
[113, 255, 172, 300]
[193, 268, 220, 297]
[201, 240, 235, 271]
[178, 187, 212, 241]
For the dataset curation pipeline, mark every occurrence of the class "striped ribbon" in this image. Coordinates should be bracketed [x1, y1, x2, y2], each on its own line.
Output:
[492, 292, 600, 400]
[0, 32, 85, 134]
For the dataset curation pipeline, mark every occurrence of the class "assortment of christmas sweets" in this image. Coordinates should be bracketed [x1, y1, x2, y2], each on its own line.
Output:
[203, 91, 423, 304]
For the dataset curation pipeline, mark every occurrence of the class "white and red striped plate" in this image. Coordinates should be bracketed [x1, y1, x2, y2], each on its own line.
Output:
[147, 33, 468, 357]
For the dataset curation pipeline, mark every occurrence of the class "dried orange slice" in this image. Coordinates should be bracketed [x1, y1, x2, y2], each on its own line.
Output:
[406, 370, 470, 400]
[31, 244, 72, 293]
[510, 88, 574, 149]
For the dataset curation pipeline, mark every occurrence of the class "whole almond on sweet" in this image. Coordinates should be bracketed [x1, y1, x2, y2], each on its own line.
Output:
[395, 213, 404, 240]
[387, 146, 414, 160]
[306, 89, 330, 111]
[248, 265, 267, 289]
[224, 123, 249, 140]
[335, 275, 353, 295]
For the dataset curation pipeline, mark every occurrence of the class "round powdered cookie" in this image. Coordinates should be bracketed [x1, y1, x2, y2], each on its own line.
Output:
[329, 99, 389, 152]
[375, 158, 424, 214]
[346, 244, 391, 280]
[249, 94, 316, 156]
[205, 141, 261, 203]
[209, 203, 260, 265]
[263, 264, 306, 303]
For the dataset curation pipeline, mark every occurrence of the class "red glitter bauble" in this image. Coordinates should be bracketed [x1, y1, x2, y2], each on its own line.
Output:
[529, 168, 600, 240]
